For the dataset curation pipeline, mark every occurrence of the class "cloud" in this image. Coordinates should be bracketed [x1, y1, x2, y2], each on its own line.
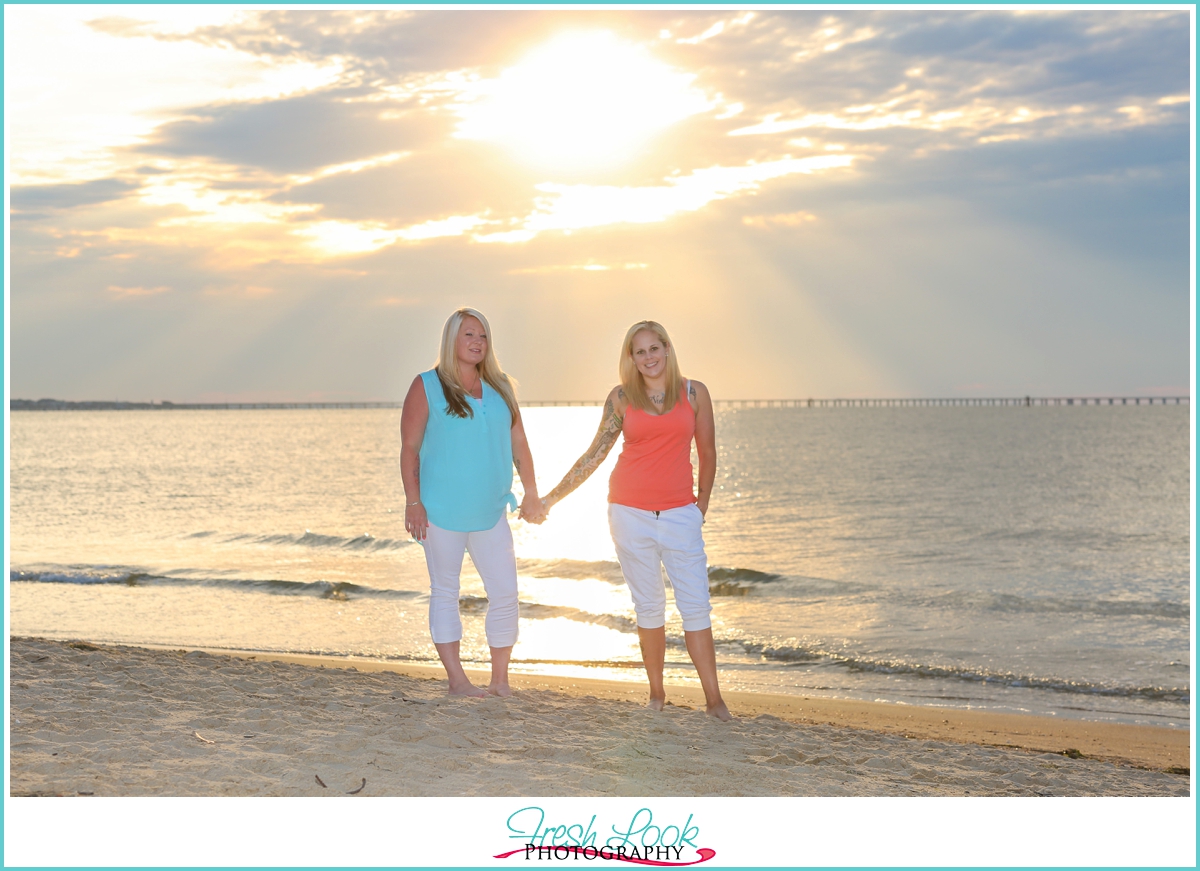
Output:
[508, 262, 649, 274]
[11, 179, 141, 212]
[6, 6, 344, 184]
[475, 155, 854, 241]
[137, 92, 438, 174]
[296, 214, 492, 257]
[107, 284, 171, 299]
[742, 211, 817, 228]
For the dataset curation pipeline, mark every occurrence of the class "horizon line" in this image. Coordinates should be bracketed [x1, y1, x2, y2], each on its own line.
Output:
[9, 395, 1191, 411]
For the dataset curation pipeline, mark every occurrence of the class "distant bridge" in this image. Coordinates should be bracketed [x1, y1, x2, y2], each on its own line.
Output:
[10, 396, 1190, 411]
[711, 396, 1191, 408]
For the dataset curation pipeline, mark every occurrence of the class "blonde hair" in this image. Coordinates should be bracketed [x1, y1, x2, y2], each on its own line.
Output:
[434, 307, 520, 421]
[618, 320, 683, 413]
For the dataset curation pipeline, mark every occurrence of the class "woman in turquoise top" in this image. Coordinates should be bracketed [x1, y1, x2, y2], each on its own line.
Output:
[400, 308, 542, 697]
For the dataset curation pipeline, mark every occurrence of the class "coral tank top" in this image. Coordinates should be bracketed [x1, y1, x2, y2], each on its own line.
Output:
[608, 384, 696, 511]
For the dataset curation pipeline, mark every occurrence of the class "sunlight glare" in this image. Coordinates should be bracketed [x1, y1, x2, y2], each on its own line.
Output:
[514, 617, 640, 665]
[456, 31, 712, 172]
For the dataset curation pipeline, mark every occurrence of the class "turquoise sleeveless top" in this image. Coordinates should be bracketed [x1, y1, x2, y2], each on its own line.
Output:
[418, 370, 518, 532]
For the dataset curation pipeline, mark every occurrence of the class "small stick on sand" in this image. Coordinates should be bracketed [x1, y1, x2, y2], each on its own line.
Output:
[314, 775, 327, 788]
[193, 732, 214, 745]
[346, 778, 366, 795]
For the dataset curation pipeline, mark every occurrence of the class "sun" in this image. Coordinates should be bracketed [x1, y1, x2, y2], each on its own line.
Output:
[455, 31, 712, 172]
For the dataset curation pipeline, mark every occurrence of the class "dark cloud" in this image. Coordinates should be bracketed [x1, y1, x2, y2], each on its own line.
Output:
[137, 90, 443, 174]
[739, 119, 1189, 277]
[153, 10, 686, 76]
[10, 178, 140, 212]
[662, 11, 1189, 115]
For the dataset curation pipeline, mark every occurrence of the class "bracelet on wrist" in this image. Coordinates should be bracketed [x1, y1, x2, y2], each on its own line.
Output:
[406, 500, 421, 506]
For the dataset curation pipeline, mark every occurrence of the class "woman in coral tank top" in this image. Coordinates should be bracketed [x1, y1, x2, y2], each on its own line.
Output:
[542, 321, 731, 721]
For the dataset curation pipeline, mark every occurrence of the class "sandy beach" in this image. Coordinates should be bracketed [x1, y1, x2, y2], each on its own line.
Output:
[7, 633, 1190, 796]
[8, 636, 1189, 798]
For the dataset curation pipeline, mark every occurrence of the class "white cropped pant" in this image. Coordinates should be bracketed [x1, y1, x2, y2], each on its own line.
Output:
[423, 517, 519, 648]
[608, 502, 712, 632]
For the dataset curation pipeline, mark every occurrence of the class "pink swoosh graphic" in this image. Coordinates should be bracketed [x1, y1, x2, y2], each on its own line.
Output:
[493, 847, 716, 866]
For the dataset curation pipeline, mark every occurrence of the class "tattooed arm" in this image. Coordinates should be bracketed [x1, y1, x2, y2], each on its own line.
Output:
[543, 386, 626, 510]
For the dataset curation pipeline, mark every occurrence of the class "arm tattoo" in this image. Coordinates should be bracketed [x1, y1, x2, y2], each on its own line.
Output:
[689, 383, 697, 401]
[545, 397, 623, 504]
[514, 457, 522, 472]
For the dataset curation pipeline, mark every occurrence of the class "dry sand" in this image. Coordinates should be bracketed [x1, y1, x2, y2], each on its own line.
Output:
[8, 636, 1190, 797]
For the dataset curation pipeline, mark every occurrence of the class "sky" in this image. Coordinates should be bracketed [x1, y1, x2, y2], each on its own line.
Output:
[5, 6, 1193, 402]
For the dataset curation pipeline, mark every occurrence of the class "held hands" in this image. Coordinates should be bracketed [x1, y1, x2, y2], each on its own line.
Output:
[519, 492, 547, 525]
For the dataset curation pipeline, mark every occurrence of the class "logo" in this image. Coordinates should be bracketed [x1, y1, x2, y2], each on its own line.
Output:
[495, 807, 716, 865]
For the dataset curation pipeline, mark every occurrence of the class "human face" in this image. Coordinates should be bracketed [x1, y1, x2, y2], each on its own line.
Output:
[456, 316, 487, 370]
[630, 329, 668, 382]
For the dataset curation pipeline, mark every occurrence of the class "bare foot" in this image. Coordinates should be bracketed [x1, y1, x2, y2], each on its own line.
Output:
[647, 697, 665, 712]
[447, 680, 488, 698]
[706, 701, 733, 721]
[487, 683, 512, 698]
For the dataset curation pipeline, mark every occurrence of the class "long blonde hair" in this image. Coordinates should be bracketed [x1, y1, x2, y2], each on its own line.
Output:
[434, 307, 520, 421]
[619, 320, 684, 413]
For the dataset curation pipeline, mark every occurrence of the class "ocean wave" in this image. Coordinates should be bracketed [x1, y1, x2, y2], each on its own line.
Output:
[10, 569, 419, 602]
[518, 602, 640, 635]
[516, 558, 627, 584]
[431, 595, 642, 634]
[912, 589, 1189, 620]
[516, 557, 793, 596]
[706, 566, 788, 596]
[188, 529, 413, 552]
[734, 638, 1190, 703]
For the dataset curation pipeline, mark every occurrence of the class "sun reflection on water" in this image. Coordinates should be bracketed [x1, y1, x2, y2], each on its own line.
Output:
[513, 617, 640, 666]
[518, 576, 631, 616]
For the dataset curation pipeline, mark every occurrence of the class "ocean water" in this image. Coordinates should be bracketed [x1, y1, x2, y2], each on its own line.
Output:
[7, 405, 1191, 728]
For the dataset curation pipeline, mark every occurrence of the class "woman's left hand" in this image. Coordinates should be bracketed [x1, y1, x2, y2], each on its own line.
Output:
[405, 501, 429, 541]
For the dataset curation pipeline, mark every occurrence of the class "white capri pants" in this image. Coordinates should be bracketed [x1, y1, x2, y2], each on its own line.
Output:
[422, 516, 520, 648]
[608, 502, 712, 632]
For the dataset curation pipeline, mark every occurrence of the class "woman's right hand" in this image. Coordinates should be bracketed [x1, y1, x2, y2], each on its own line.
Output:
[405, 502, 428, 542]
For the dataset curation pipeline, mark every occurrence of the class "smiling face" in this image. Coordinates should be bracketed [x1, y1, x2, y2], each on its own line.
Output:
[630, 328, 668, 383]
[456, 315, 487, 371]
